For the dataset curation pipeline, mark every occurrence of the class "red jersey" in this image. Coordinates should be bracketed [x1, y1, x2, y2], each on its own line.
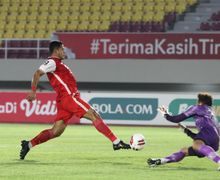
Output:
[39, 57, 78, 99]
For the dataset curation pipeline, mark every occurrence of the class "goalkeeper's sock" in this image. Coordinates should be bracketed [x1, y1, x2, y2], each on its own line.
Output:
[198, 144, 220, 163]
[161, 151, 185, 164]
[92, 118, 118, 143]
[30, 129, 54, 147]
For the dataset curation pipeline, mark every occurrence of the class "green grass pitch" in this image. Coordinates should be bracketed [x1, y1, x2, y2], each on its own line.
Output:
[0, 123, 219, 180]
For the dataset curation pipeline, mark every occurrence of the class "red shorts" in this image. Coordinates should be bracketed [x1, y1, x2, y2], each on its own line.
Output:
[55, 94, 91, 124]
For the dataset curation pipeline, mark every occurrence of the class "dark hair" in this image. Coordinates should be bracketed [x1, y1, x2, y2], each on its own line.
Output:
[49, 41, 63, 55]
[198, 93, 213, 106]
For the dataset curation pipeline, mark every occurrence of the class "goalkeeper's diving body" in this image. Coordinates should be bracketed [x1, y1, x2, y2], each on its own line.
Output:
[147, 93, 220, 170]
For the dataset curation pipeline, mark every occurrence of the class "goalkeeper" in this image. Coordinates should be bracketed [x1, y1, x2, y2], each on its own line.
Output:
[147, 93, 220, 170]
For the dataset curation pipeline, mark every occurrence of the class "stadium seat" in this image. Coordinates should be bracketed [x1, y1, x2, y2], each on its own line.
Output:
[211, 22, 220, 31]
[79, 12, 90, 22]
[109, 22, 120, 32]
[154, 4, 165, 13]
[121, 12, 132, 22]
[153, 12, 165, 22]
[101, 3, 112, 12]
[112, 3, 122, 12]
[165, 12, 176, 25]
[68, 12, 80, 21]
[78, 21, 89, 31]
[99, 21, 110, 31]
[142, 12, 154, 22]
[26, 23, 36, 30]
[143, 3, 154, 12]
[90, 4, 101, 12]
[120, 22, 130, 32]
[151, 22, 165, 32]
[110, 12, 121, 22]
[141, 22, 152, 32]
[121, 3, 132, 12]
[175, 4, 187, 14]
[200, 10, 220, 31]
[100, 13, 110, 22]
[90, 12, 100, 21]
[66, 22, 78, 31]
[211, 11, 220, 21]
[130, 22, 142, 32]
[200, 22, 211, 31]
[35, 30, 46, 38]
[187, 0, 198, 6]
[56, 23, 67, 31]
[0, 50, 5, 59]
[5, 22, 16, 31]
[80, 3, 90, 12]
[88, 21, 100, 31]
[131, 12, 143, 22]
[165, 3, 176, 13]
[39, 49, 49, 59]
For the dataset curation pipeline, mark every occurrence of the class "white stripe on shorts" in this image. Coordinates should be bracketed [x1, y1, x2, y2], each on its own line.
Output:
[72, 95, 89, 112]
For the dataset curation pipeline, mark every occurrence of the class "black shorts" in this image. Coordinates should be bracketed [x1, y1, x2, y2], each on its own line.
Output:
[188, 146, 205, 158]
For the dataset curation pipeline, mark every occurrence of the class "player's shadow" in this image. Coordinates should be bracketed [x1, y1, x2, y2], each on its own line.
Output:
[176, 166, 208, 171]
[154, 166, 208, 171]
[1, 159, 65, 166]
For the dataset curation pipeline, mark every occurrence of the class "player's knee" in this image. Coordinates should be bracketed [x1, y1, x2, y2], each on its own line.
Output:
[87, 113, 96, 121]
[52, 128, 64, 137]
[180, 147, 188, 155]
[192, 143, 199, 151]
[193, 140, 204, 151]
[86, 109, 100, 121]
[53, 131, 62, 137]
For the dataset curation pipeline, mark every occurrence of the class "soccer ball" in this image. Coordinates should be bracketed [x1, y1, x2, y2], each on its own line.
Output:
[130, 133, 145, 151]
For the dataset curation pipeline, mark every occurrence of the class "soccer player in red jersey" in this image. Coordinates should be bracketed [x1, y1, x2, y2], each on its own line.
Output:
[20, 41, 130, 160]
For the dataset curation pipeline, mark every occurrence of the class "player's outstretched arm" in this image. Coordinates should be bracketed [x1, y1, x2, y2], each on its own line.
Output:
[157, 106, 188, 123]
[164, 113, 187, 123]
[26, 69, 45, 102]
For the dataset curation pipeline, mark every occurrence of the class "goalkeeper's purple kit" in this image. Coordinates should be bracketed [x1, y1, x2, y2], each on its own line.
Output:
[165, 105, 219, 151]
[160, 105, 220, 166]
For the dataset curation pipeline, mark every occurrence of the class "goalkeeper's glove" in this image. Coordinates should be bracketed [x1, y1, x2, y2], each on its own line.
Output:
[157, 106, 169, 116]
[178, 123, 197, 139]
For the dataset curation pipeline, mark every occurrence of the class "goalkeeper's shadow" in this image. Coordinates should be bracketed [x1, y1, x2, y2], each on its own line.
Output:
[151, 166, 208, 171]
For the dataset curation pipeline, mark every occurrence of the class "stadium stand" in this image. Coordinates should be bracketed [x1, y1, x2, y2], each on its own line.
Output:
[1, 0, 220, 59]
[0, 0, 198, 38]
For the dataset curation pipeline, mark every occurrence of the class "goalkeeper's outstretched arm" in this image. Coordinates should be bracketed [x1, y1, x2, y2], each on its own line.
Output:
[164, 113, 188, 123]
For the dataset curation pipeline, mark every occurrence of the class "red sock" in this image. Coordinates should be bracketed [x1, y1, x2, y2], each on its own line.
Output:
[92, 118, 117, 142]
[30, 129, 54, 147]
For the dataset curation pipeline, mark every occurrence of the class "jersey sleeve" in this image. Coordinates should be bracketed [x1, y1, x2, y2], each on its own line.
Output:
[165, 113, 187, 123]
[164, 105, 197, 123]
[39, 59, 56, 73]
[183, 105, 198, 117]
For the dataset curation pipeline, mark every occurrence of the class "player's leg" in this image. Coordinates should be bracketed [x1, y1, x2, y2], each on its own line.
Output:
[83, 108, 118, 142]
[83, 108, 131, 150]
[20, 120, 67, 160]
[192, 139, 220, 168]
[30, 120, 66, 147]
[147, 147, 188, 167]
[65, 94, 130, 150]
